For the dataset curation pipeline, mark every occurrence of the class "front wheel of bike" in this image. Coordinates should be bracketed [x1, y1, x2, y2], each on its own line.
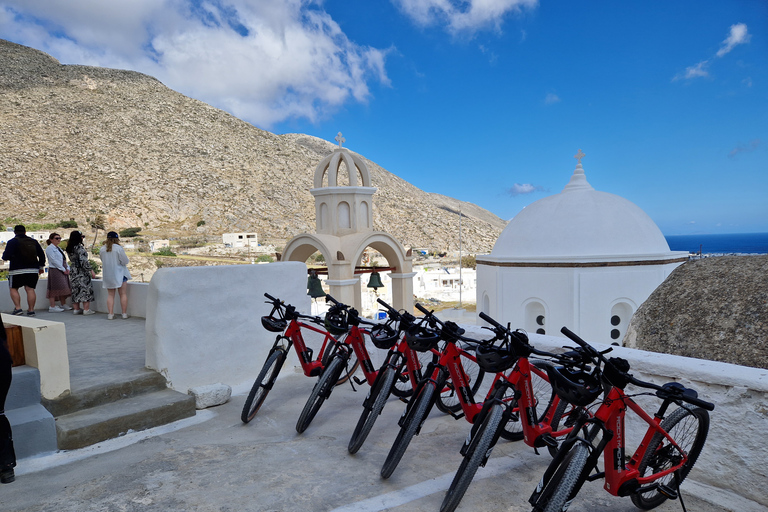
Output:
[440, 403, 504, 512]
[241, 349, 286, 424]
[296, 354, 346, 433]
[536, 442, 590, 512]
[381, 380, 436, 479]
[630, 406, 710, 510]
[348, 365, 397, 454]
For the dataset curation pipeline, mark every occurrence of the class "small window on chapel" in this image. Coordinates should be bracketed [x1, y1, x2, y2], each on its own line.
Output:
[536, 315, 545, 326]
[611, 329, 621, 340]
[611, 315, 621, 326]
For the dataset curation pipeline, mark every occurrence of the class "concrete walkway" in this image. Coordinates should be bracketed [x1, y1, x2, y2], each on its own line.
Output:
[4, 310, 742, 511]
[34, 308, 147, 391]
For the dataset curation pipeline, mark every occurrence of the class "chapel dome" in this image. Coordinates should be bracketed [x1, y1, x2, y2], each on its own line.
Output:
[491, 159, 672, 260]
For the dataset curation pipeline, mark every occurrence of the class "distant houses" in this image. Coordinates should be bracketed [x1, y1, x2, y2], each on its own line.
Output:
[222, 232, 258, 248]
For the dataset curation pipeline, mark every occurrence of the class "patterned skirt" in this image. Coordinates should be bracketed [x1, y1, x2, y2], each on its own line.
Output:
[46, 268, 72, 298]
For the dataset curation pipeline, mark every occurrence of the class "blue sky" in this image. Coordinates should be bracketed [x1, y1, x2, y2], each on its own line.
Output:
[1, 0, 766, 235]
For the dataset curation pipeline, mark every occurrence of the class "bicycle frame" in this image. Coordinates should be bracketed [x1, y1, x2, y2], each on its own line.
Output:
[585, 386, 693, 496]
[339, 323, 377, 385]
[273, 317, 337, 378]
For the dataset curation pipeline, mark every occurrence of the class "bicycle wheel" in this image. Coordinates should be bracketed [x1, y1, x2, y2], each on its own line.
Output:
[499, 360, 557, 441]
[435, 349, 485, 414]
[241, 349, 286, 424]
[392, 349, 433, 399]
[440, 403, 504, 512]
[296, 354, 346, 433]
[535, 442, 590, 512]
[348, 365, 397, 454]
[630, 406, 710, 510]
[381, 380, 436, 479]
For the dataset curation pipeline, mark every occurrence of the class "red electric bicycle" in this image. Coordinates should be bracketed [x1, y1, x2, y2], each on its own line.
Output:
[241, 293, 358, 424]
[529, 327, 714, 512]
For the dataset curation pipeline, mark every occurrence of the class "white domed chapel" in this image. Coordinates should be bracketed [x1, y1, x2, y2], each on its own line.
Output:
[476, 151, 688, 344]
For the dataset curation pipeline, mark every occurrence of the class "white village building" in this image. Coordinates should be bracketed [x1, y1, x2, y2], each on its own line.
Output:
[476, 151, 688, 345]
[222, 232, 258, 248]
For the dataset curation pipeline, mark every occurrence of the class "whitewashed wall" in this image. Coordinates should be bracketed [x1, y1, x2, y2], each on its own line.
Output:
[145, 262, 310, 392]
[463, 325, 768, 507]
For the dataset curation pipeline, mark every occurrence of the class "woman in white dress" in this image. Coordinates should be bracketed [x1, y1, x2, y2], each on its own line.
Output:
[99, 231, 132, 320]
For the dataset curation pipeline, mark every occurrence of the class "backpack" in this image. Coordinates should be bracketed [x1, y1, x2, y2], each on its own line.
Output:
[16, 236, 39, 264]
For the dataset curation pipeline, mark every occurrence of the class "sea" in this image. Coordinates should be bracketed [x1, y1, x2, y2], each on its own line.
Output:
[664, 232, 768, 255]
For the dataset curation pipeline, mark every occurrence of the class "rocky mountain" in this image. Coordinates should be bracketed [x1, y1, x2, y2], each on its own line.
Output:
[624, 255, 768, 369]
[0, 39, 506, 253]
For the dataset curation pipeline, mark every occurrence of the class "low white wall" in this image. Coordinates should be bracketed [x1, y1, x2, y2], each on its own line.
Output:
[145, 262, 310, 393]
[0, 278, 149, 318]
[463, 325, 768, 507]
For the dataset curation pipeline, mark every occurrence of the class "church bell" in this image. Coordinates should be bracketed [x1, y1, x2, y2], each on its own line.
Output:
[307, 270, 325, 298]
[367, 271, 384, 292]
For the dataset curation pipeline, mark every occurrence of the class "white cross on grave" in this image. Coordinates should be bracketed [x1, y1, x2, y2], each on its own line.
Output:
[574, 149, 586, 164]
[335, 132, 345, 149]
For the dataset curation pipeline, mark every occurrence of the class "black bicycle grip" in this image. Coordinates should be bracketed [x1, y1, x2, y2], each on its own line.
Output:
[264, 292, 279, 302]
[478, 311, 503, 329]
[376, 298, 397, 313]
[415, 303, 431, 315]
[560, 326, 593, 350]
[682, 388, 715, 411]
[325, 294, 340, 305]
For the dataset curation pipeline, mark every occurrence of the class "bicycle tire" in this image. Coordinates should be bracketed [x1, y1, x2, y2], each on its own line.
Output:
[440, 403, 504, 512]
[381, 381, 436, 479]
[296, 354, 345, 433]
[435, 348, 485, 414]
[630, 406, 710, 510]
[499, 359, 557, 441]
[348, 365, 397, 454]
[241, 349, 286, 424]
[537, 442, 590, 512]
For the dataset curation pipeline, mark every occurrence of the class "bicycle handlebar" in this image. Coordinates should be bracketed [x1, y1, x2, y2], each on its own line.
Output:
[560, 327, 714, 411]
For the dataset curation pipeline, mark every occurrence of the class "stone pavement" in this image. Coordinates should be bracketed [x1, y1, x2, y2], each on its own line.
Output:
[5, 366, 739, 510]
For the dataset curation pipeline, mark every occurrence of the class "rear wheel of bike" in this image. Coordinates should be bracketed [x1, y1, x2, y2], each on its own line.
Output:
[499, 360, 557, 441]
[241, 349, 286, 424]
[381, 380, 436, 479]
[348, 365, 397, 454]
[296, 354, 346, 433]
[435, 349, 485, 414]
[630, 406, 710, 510]
[440, 403, 504, 512]
[538, 442, 590, 512]
[323, 342, 360, 386]
[392, 350, 432, 399]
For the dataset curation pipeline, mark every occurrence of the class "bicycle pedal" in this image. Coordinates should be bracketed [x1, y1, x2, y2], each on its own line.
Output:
[656, 484, 678, 500]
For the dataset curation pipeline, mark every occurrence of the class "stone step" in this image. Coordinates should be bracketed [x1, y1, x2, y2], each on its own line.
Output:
[7, 366, 43, 409]
[55, 388, 196, 450]
[42, 370, 168, 417]
[5, 404, 58, 459]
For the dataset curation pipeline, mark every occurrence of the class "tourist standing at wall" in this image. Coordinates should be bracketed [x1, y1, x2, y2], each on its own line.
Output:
[0, 315, 16, 484]
[99, 231, 131, 320]
[1, 225, 46, 316]
[65, 230, 96, 316]
[44, 232, 72, 312]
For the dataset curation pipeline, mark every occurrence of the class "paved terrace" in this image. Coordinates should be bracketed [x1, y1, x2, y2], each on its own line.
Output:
[3, 310, 747, 512]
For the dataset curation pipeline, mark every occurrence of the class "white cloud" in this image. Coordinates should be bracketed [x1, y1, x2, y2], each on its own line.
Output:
[716, 23, 750, 57]
[0, 0, 391, 128]
[544, 92, 560, 104]
[508, 183, 544, 196]
[392, 0, 537, 34]
[674, 23, 749, 82]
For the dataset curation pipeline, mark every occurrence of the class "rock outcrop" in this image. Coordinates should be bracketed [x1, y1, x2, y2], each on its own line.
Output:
[624, 255, 768, 369]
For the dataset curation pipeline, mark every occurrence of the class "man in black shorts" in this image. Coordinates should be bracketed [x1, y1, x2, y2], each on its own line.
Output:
[1, 225, 46, 317]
